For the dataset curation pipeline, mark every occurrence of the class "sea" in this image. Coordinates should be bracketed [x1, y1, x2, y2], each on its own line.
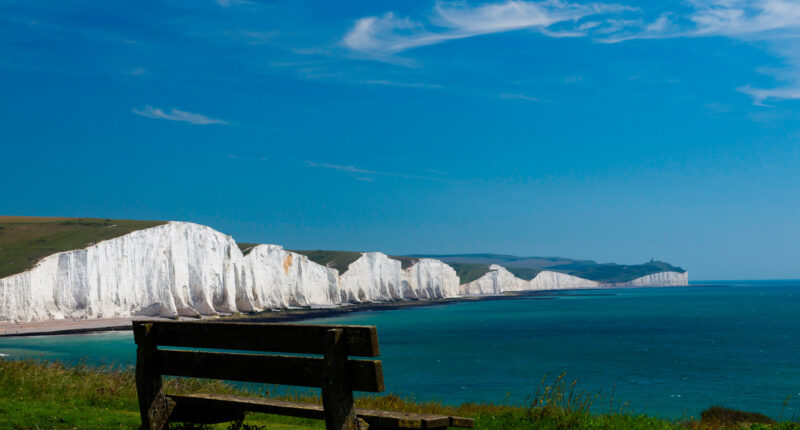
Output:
[1, 281, 799, 420]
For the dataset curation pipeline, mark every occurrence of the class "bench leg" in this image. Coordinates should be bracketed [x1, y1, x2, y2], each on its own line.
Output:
[322, 328, 360, 430]
[135, 323, 173, 430]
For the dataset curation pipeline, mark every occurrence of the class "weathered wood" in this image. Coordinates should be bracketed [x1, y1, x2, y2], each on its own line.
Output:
[134, 323, 173, 430]
[156, 349, 384, 392]
[449, 416, 475, 428]
[322, 328, 360, 430]
[132, 321, 379, 357]
[133, 321, 474, 429]
[167, 399, 245, 424]
[166, 393, 473, 428]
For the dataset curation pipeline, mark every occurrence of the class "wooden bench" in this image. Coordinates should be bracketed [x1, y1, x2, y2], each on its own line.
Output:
[133, 321, 474, 430]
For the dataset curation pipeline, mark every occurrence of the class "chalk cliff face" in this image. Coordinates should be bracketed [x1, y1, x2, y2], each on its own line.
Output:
[337, 254, 461, 303]
[238, 245, 338, 311]
[0, 221, 689, 322]
[460, 266, 601, 296]
[459, 265, 528, 295]
[613, 271, 688, 287]
[0, 222, 241, 322]
[405, 258, 461, 299]
[528, 271, 602, 290]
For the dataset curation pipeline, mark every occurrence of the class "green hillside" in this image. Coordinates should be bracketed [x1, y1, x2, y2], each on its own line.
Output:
[447, 263, 493, 284]
[388, 255, 420, 270]
[237, 243, 260, 256]
[0, 217, 685, 284]
[505, 267, 542, 281]
[413, 253, 685, 283]
[555, 261, 686, 283]
[0, 216, 166, 279]
[290, 249, 363, 274]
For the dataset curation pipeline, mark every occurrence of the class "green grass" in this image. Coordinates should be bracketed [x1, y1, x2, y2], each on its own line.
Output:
[236, 243, 260, 256]
[555, 261, 687, 283]
[446, 263, 493, 284]
[506, 267, 543, 281]
[1, 359, 797, 430]
[289, 250, 363, 274]
[388, 255, 420, 270]
[0, 217, 684, 283]
[0, 216, 166, 279]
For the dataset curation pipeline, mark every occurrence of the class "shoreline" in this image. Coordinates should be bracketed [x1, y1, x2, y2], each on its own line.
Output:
[0, 285, 676, 338]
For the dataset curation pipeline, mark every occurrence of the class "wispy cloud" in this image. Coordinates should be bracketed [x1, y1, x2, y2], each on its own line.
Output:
[739, 84, 800, 106]
[360, 79, 444, 89]
[342, 0, 633, 56]
[305, 160, 449, 182]
[340, 0, 800, 105]
[499, 92, 541, 102]
[127, 67, 146, 76]
[216, 0, 253, 7]
[596, 0, 800, 104]
[305, 161, 377, 175]
[132, 106, 228, 125]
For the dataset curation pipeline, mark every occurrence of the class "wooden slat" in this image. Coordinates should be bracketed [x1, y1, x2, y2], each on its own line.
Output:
[134, 322, 173, 430]
[132, 321, 379, 357]
[156, 350, 384, 392]
[166, 394, 469, 428]
[321, 328, 360, 429]
[448, 416, 475, 428]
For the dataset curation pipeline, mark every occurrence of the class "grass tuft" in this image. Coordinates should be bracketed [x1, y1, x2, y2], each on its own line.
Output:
[1, 358, 798, 430]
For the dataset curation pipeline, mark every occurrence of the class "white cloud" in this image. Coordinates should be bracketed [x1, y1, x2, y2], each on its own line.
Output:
[216, 0, 253, 7]
[361, 79, 444, 88]
[600, 0, 800, 104]
[132, 106, 228, 125]
[128, 67, 146, 76]
[341, 0, 800, 105]
[305, 161, 377, 175]
[499, 92, 541, 102]
[686, 1, 800, 104]
[342, 0, 632, 55]
[305, 161, 449, 182]
[687, 0, 800, 37]
[739, 84, 800, 106]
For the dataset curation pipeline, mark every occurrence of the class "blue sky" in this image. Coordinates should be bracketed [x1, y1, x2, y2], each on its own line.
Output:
[1, 0, 799, 280]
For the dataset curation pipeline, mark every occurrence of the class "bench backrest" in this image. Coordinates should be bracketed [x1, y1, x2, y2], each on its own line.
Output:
[132, 320, 384, 392]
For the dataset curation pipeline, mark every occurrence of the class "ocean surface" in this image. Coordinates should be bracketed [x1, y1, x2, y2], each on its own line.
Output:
[1, 281, 799, 420]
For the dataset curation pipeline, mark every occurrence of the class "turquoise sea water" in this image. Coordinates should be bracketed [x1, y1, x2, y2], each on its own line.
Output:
[1, 282, 799, 420]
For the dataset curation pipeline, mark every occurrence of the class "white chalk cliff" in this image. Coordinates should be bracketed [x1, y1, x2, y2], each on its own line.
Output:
[0, 222, 688, 322]
[612, 271, 689, 287]
[459, 265, 602, 295]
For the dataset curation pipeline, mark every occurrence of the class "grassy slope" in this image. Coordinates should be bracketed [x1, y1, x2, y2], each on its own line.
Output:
[1, 359, 795, 430]
[289, 250, 363, 274]
[413, 253, 686, 283]
[506, 266, 543, 281]
[237, 243, 260, 256]
[0, 216, 166, 279]
[388, 255, 420, 270]
[556, 261, 686, 283]
[0, 217, 684, 283]
[447, 263, 493, 284]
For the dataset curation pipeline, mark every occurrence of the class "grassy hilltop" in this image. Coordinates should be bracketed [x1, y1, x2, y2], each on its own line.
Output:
[0, 217, 685, 284]
[0, 216, 165, 279]
[0, 359, 794, 430]
[412, 254, 686, 284]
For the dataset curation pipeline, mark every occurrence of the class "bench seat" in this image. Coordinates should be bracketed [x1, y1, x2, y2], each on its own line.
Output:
[167, 393, 474, 429]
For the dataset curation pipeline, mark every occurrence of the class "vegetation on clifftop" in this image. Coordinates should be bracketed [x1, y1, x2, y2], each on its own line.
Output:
[447, 262, 493, 284]
[388, 255, 420, 270]
[289, 250, 363, 274]
[415, 254, 686, 283]
[0, 216, 165, 279]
